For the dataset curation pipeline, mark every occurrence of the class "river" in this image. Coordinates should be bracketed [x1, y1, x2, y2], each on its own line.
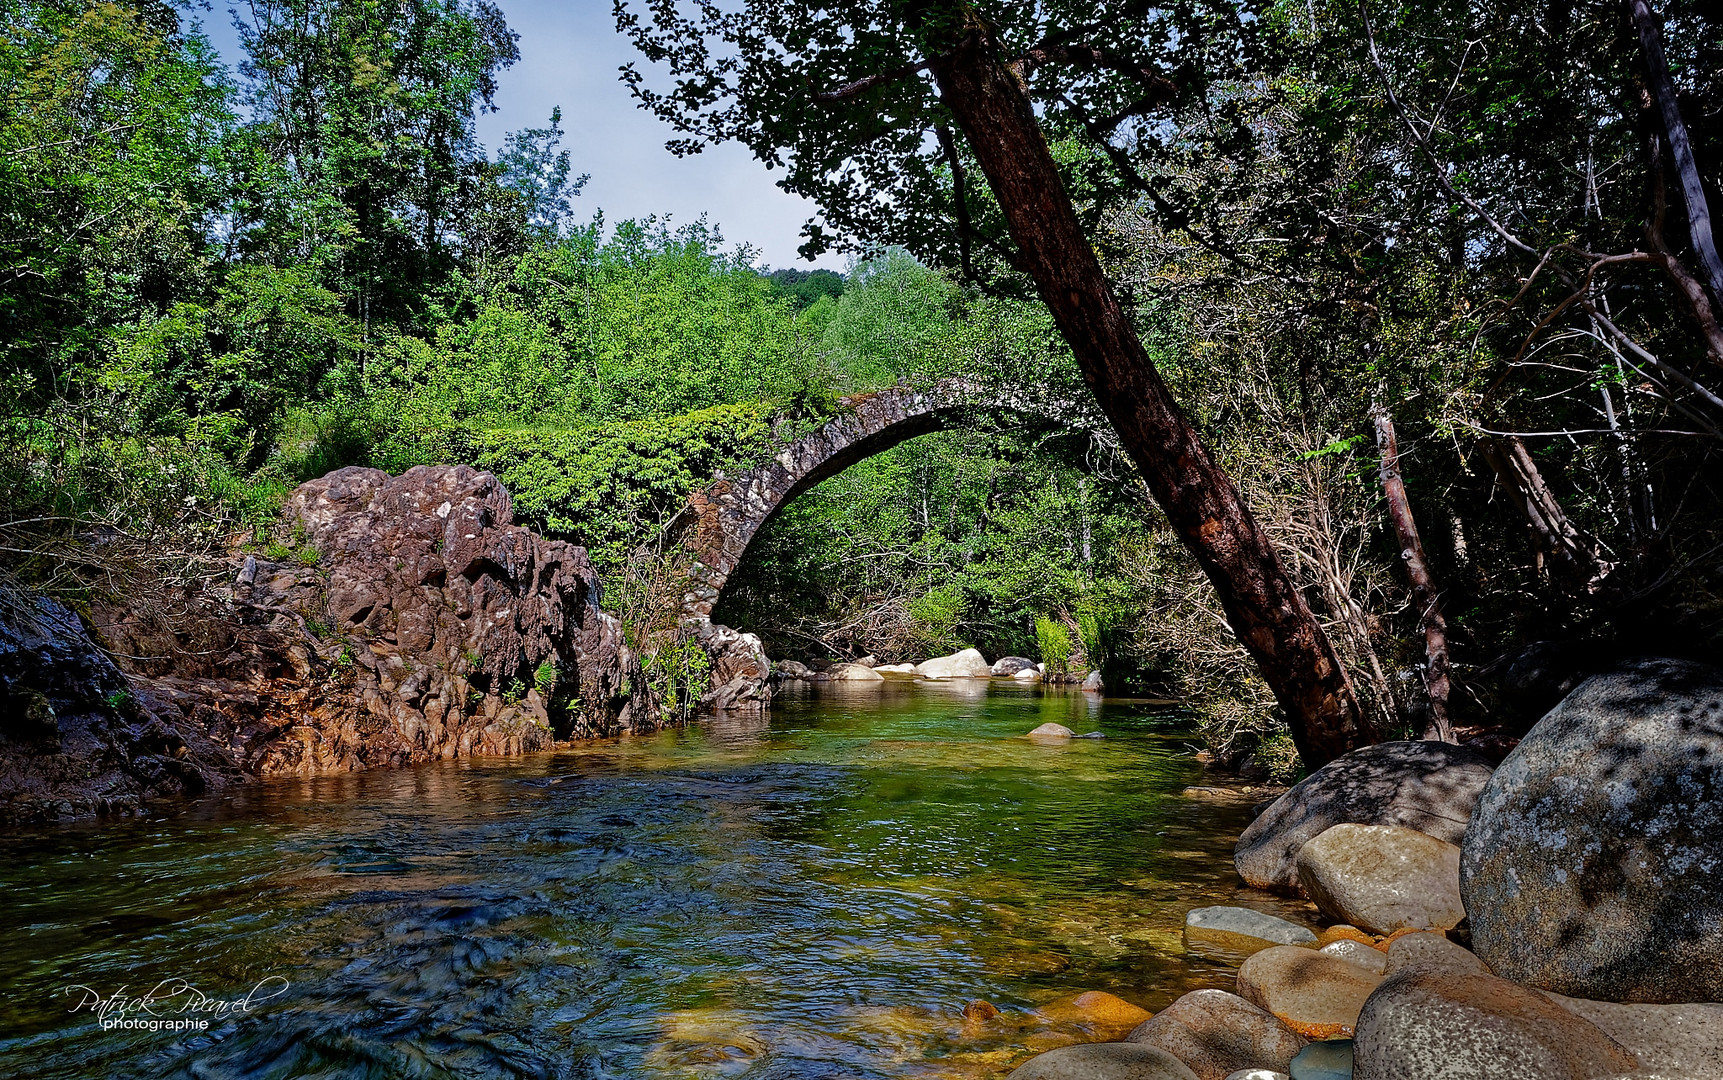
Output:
[0, 680, 1307, 1078]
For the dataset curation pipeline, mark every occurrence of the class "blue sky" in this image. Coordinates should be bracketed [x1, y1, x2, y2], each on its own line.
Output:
[198, 2, 842, 270]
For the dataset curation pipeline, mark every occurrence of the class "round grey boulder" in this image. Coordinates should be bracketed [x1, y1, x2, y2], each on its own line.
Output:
[1461, 657, 1723, 1003]
[1351, 968, 1638, 1080]
[1236, 741, 1495, 894]
[992, 655, 1039, 676]
[1295, 823, 1464, 935]
[1128, 989, 1308, 1080]
[1008, 1042, 1201, 1080]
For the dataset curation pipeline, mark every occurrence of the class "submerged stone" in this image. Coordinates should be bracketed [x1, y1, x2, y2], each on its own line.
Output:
[1288, 1040, 1353, 1080]
[1184, 906, 1317, 957]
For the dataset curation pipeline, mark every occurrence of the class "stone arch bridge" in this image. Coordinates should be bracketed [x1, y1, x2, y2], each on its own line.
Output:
[665, 378, 1100, 622]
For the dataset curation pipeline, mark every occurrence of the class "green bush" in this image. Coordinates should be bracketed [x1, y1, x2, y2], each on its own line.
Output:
[470, 403, 777, 570]
[907, 585, 966, 656]
[1035, 615, 1073, 679]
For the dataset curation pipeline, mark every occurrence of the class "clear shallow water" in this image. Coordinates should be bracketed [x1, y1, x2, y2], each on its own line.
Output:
[0, 681, 1309, 1079]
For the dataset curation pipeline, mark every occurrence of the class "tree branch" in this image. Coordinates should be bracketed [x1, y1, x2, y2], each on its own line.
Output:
[1358, 0, 1538, 258]
[1016, 43, 1177, 101]
[808, 58, 935, 102]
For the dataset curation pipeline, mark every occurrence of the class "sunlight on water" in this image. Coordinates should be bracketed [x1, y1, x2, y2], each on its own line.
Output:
[0, 681, 1313, 1079]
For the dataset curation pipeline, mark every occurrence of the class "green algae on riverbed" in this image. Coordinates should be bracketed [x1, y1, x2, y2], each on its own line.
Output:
[0, 681, 1312, 1079]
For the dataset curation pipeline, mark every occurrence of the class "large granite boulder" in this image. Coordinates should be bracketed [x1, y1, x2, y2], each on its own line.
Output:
[827, 661, 884, 682]
[1461, 657, 1723, 1003]
[1236, 740, 1496, 894]
[1351, 968, 1639, 1080]
[1295, 824, 1465, 935]
[992, 656, 1038, 676]
[916, 648, 992, 679]
[1543, 993, 1723, 1076]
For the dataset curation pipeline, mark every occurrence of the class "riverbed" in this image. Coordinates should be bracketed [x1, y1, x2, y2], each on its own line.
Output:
[0, 681, 1307, 1078]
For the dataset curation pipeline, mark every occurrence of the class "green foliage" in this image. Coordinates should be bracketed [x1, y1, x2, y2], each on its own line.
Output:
[1034, 616, 1072, 680]
[469, 403, 777, 569]
[635, 632, 711, 723]
[907, 585, 966, 657]
[767, 268, 845, 310]
[532, 661, 557, 695]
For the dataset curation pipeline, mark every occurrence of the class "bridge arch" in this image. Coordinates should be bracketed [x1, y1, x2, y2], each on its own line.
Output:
[667, 378, 1094, 620]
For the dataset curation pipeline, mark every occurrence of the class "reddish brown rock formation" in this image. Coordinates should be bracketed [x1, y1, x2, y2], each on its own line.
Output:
[2, 465, 648, 824]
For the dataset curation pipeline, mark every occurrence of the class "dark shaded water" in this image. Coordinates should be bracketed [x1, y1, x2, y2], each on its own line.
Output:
[0, 681, 1306, 1078]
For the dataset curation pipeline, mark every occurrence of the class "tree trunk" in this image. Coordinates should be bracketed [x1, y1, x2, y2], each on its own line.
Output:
[1477, 436, 1614, 591]
[1370, 405, 1453, 743]
[921, 11, 1374, 765]
[1629, 0, 1723, 308]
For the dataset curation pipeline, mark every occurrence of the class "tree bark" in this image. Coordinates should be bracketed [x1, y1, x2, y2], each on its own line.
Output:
[1370, 405, 1453, 743]
[1629, 0, 1723, 308]
[919, 10, 1374, 765]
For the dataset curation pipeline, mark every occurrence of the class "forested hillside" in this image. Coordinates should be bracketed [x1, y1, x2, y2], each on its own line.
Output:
[5, 0, 1720, 777]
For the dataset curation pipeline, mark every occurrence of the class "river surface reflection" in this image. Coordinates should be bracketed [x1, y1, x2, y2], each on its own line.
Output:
[0, 681, 1309, 1078]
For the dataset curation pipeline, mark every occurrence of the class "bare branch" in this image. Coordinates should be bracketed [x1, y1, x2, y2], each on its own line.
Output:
[808, 58, 935, 103]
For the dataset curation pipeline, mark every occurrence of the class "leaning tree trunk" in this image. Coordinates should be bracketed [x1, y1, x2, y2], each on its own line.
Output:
[1370, 405, 1453, 743]
[1477, 436, 1614, 592]
[1629, 0, 1723, 309]
[921, 12, 1374, 766]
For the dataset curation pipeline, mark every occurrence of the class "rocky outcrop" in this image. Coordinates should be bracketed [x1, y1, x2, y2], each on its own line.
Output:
[1461, 657, 1723, 1003]
[0, 591, 245, 822]
[271, 466, 640, 756]
[693, 619, 770, 710]
[3, 465, 651, 823]
[1235, 740, 1495, 894]
[992, 655, 1038, 676]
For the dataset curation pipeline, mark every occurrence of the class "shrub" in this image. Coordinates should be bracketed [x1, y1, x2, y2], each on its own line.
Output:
[1035, 614, 1072, 678]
